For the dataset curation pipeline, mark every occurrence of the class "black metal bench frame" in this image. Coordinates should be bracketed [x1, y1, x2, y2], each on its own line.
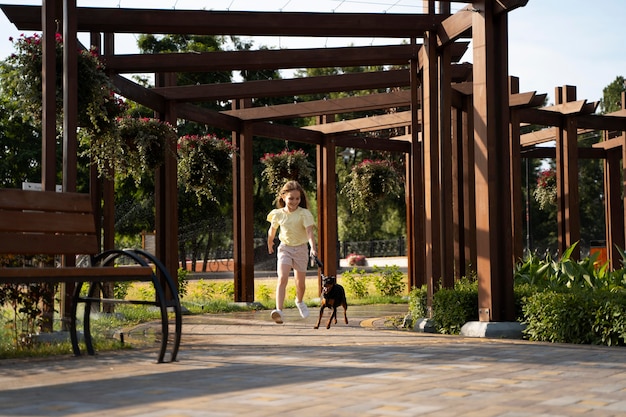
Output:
[0, 188, 182, 363]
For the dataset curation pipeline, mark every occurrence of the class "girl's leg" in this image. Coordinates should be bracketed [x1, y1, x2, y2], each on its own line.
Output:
[275, 262, 291, 311]
[294, 269, 307, 303]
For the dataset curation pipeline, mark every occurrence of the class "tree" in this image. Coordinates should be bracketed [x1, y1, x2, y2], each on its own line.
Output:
[600, 76, 625, 114]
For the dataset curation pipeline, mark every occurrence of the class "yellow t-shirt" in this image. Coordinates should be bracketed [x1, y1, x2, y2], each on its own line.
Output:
[267, 207, 315, 246]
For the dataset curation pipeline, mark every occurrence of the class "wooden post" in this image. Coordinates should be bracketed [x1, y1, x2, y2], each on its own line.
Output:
[154, 73, 179, 298]
[440, 40, 455, 288]
[605, 146, 624, 269]
[41, 0, 59, 192]
[509, 77, 524, 262]
[462, 94, 477, 274]
[555, 86, 581, 259]
[232, 100, 255, 302]
[406, 55, 426, 290]
[317, 128, 338, 283]
[472, 0, 515, 322]
[420, 22, 442, 306]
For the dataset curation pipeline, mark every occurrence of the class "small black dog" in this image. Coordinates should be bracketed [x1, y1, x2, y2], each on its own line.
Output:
[314, 274, 348, 330]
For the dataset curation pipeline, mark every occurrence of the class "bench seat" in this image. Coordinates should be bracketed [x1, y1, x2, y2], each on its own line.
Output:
[0, 188, 182, 363]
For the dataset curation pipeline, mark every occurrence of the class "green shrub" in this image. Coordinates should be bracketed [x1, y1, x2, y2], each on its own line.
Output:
[408, 285, 428, 319]
[256, 284, 272, 301]
[372, 265, 405, 297]
[177, 268, 189, 298]
[431, 277, 478, 334]
[342, 267, 370, 298]
[523, 289, 626, 345]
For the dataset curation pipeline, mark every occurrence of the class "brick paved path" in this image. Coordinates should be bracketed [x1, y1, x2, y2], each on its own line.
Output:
[1, 305, 626, 416]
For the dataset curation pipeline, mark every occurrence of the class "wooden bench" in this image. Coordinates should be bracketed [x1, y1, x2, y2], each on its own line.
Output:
[0, 188, 182, 363]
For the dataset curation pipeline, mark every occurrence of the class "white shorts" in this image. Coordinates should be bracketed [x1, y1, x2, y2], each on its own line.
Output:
[277, 243, 308, 272]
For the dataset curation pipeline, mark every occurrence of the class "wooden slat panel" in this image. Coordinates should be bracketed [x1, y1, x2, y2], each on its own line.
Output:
[0, 211, 95, 234]
[0, 189, 92, 212]
[0, 266, 153, 284]
[0, 233, 98, 255]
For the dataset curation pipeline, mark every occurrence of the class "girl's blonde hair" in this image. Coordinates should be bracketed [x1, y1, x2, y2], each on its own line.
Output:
[276, 180, 308, 208]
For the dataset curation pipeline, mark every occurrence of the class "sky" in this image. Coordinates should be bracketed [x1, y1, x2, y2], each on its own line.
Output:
[0, 0, 624, 106]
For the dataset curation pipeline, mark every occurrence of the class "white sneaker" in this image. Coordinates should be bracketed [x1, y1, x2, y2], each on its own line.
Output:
[295, 300, 309, 319]
[271, 309, 284, 324]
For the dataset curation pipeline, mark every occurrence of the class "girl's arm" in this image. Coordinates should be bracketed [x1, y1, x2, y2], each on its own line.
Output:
[267, 226, 277, 254]
[306, 225, 317, 258]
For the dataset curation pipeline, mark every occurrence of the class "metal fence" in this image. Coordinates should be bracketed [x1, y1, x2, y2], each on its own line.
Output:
[340, 237, 406, 259]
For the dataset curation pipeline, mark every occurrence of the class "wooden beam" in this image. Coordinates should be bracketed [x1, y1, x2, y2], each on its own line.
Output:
[521, 127, 597, 147]
[111, 74, 166, 113]
[149, 64, 472, 103]
[250, 121, 323, 146]
[593, 136, 624, 150]
[520, 127, 557, 147]
[105, 45, 420, 73]
[515, 107, 563, 126]
[494, 0, 530, 14]
[104, 43, 471, 73]
[521, 146, 606, 159]
[303, 111, 413, 134]
[176, 103, 241, 132]
[577, 113, 626, 131]
[543, 100, 587, 115]
[509, 91, 540, 107]
[1, 5, 449, 37]
[222, 90, 412, 121]
[151, 70, 411, 102]
[331, 134, 411, 153]
[438, 5, 473, 47]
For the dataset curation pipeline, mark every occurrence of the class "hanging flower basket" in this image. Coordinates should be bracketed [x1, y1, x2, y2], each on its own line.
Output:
[87, 117, 177, 183]
[341, 159, 402, 212]
[177, 134, 236, 202]
[534, 168, 557, 211]
[5, 33, 125, 133]
[260, 149, 314, 193]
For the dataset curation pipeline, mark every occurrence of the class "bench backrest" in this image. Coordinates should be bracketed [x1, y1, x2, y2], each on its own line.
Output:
[0, 188, 99, 256]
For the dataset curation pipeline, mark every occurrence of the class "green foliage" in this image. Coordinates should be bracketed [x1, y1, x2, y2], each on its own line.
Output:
[177, 134, 235, 203]
[515, 242, 626, 290]
[533, 168, 556, 210]
[187, 280, 235, 301]
[371, 265, 405, 297]
[522, 289, 626, 345]
[85, 117, 178, 184]
[515, 244, 626, 345]
[256, 284, 273, 301]
[342, 267, 370, 298]
[600, 75, 625, 114]
[341, 159, 402, 213]
[0, 283, 56, 349]
[113, 282, 132, 300]
[4, 33, 124, 132]
[260, 149, 314, 194]
[408, 285, 428, 319]
[431, 277, 478, 334]
[177, 268, 189, 299]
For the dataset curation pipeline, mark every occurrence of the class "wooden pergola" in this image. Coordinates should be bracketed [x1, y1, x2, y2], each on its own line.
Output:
[5, 0, 626, 324]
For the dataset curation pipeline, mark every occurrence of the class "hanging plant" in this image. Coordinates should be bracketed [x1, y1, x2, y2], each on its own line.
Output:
[260, 149, 314, 193]
[5, 33, 125, 133]
[341, 159, 402, 212]
[177, 134, 236, 202]
[534, 168, 557, 211]
[86, 117, 177, 183]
